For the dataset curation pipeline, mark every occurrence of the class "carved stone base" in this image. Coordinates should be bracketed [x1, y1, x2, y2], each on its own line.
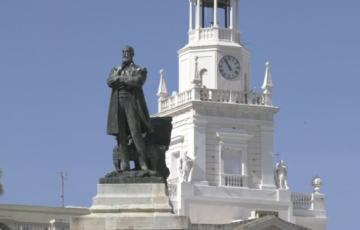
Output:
[100, 170, 165, 184]
[71, 183, 190, 230]
[90, 183, 172, 213]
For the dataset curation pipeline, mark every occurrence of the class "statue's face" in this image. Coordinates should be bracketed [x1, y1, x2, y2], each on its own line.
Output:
[122, 47, 134, 63]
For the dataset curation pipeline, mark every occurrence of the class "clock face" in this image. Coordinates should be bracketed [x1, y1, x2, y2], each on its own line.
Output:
[218, 55, 241, 80]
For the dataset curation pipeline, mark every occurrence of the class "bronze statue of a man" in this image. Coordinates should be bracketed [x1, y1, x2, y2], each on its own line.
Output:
[107, 46, 152, 172]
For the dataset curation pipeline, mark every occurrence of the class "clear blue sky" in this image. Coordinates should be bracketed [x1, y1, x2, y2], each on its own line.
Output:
[0, 1, 359, 229]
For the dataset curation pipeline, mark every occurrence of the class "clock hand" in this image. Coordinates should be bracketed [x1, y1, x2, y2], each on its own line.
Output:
[224, 59, 233, 71]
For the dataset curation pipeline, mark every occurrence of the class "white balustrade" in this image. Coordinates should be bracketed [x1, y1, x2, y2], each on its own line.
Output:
[291, 192, 312, 210]
[218, 27, 231, 40]
[221, 174, 243, 187]
[15, 222, 54, 230]
[188, 27, 239, 43]
[160, 87, 266, 112]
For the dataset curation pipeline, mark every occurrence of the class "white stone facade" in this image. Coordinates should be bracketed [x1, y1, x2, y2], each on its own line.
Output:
[156, 0, 328, 229]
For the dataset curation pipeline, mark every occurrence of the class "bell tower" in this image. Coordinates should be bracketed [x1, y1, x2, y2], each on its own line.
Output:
[179, 0, 250, 93]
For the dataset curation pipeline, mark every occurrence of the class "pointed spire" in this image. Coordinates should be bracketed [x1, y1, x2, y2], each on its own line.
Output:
[157, 69, 168, 98]
[262, 61, 273, 90]
[192, 56, 202, 87]
[262, 61, 273, 106]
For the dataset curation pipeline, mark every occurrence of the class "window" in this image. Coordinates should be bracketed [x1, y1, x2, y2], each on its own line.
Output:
[222, 148, 242, 174]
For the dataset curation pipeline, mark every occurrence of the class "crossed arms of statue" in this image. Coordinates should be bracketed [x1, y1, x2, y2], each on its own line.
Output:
[107, 67, 147, 89]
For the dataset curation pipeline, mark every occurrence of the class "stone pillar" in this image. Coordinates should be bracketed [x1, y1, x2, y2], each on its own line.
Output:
[229, 0, 234, 29]
[312, 193, 327, 217]
[236, 0, 240, 30]
[178, 182, 195, 216]
[189, 0, 193, 31]
[213, 0, 218, 27]
[196, 0, 201, 29]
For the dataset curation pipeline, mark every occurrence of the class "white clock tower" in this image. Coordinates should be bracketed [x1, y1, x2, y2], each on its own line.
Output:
[156, 0, 327, 229]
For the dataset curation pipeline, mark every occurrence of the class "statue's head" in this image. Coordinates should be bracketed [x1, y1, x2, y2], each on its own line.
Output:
[122, 45, 134, 63]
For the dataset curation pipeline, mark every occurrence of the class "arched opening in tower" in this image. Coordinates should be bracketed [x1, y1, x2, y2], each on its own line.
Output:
[200, 0, 231, 28]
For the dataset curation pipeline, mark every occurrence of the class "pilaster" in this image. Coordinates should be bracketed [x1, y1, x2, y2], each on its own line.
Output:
[260, 125, 276, 189]
[186, 114, 207, 183]
[312, 193, 327, 217]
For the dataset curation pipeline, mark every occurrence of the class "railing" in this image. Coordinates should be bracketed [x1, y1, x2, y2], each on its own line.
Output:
[189, 27, 240, 43]
[221, 174, 244, 187]
[291, 192, 312, 210]
[159, 87, 265, 112]
[6, 219, 71, 230]
[199, 27, 214, 40]
[14, 222, 54, 230]
[219, 27, 231, 40]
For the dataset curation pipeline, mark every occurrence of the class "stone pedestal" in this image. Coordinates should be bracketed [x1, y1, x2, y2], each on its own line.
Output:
[71, 183, 190, 230]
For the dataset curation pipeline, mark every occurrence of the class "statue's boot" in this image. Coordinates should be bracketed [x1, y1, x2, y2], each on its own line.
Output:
[138, 156, 148, 171]
[121, 160, 130, 171]
[113, 146, 121, 172]
[119, 145, 131, 171]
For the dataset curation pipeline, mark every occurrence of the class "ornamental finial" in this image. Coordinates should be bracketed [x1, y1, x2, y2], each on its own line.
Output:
[262, 61, 273, 90]
[312, 176, 323, 194]
[192, 56, 202, 87]
[157, 69, 168, 98]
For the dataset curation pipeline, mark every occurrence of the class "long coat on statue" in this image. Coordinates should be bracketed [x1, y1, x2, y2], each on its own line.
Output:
[106, 62, 152, 139]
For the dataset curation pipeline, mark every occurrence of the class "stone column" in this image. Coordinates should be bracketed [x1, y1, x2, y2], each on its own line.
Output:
[196, 0, 201, 29]
[230, 0, 234, 29]
[213, 0, 218, 27]
[236, 0, 240, 30]
[189, 0, 193, 31]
